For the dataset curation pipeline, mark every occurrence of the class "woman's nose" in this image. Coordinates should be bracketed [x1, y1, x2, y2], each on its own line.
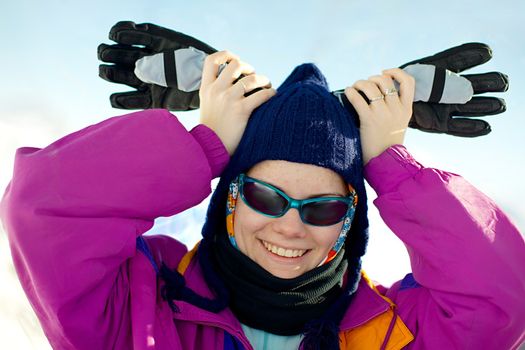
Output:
[271, 208, 307, 238]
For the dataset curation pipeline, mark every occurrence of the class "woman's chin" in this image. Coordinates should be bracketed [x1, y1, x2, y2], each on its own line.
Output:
[268, 268, 304, 279]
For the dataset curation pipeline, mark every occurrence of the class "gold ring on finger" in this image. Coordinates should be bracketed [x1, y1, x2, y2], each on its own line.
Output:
[369, 95, 384, 102]
[384, 88, 398, 96]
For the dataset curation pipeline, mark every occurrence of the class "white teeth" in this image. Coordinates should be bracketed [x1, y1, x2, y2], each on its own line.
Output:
[262, 241, 306, 258]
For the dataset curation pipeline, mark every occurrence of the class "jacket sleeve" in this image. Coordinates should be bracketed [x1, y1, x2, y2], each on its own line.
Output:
[365, 145, 525, 350]
[0, 109, 229, 349]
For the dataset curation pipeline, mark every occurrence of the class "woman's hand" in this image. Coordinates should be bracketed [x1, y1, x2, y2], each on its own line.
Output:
[344, 68, 415, 165]
[199, 51, 276, 155]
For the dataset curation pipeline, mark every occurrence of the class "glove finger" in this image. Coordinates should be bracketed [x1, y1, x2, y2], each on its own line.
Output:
[110, 91, 152, 109]
[447, 118, 491, 137]
[450, 96, 506, 117]
[99, 64, 145, 89]
[400, 42, 492, 73]
[462, 72, 509, 94]
[109, 21, 218, 53]
[409, 103, 492, 137]
[98, 43, 150, 66]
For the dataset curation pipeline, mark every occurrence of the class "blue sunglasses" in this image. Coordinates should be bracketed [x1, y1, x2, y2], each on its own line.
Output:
[238, 174, 357, 226]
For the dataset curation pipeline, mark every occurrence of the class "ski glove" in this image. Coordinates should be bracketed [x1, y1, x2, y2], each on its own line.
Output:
[334, 42, 509, 136]
[98, 21, 217, 110]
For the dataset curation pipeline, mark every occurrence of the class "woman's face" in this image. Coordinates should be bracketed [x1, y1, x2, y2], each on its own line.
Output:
[233, 160, 348, 279]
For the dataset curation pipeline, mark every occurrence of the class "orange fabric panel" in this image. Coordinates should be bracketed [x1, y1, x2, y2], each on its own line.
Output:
[339, 307, 414, 349]
[340, 273, 414, 349]
[177, 242, 200, 275]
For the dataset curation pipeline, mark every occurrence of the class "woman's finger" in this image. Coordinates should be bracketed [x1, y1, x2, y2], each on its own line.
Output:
[368, 75, 400, 104]
[352, 80, 385, 106]
[382, 68, 415, 107]
[216, 58, 255, 90]
[233, 74, 271, 98]
[242, 86, 277, 113]
[344, 87, 370, 117]
[201, 50, 240, 87]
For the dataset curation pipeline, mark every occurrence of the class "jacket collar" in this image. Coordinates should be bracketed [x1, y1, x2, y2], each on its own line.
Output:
[339, 274, 391, 331]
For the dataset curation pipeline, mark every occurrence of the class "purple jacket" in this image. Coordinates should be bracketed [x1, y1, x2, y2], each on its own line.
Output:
[1, 109, 524, 349]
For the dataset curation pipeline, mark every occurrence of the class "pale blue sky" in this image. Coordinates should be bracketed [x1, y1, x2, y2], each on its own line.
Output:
[1, 0, 524, 282]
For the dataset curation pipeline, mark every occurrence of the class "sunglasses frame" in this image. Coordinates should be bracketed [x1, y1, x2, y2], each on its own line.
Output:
[238, 173, 357, 227]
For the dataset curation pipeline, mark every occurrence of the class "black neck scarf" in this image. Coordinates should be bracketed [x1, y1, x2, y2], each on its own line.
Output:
[212, 232, 348, 336]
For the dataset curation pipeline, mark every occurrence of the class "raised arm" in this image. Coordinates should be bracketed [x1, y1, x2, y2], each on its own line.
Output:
[0, 48, 274, 349]
[365, 145, 525, 349]
[344, 67, 525, 348]
[0, 109, 229, 348]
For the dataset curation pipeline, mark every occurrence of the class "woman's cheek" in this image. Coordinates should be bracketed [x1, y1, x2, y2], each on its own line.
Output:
[312, 225, 343, 253]
[233, 202, 270, 250]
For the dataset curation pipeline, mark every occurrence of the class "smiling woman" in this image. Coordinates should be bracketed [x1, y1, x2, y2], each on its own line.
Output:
[1, 49, 524, 350]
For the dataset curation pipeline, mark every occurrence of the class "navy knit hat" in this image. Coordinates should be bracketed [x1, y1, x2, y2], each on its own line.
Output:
[161, 63, 369, 350]
[201, 62, 368, 256]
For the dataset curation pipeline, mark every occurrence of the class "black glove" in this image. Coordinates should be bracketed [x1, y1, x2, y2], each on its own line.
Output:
[334, 42, 509, 137]
[98, 21, 217, 110]
[400, 43, 509, 137]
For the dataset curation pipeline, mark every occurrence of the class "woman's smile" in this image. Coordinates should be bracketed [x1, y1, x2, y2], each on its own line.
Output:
[261, 239, 308, 258]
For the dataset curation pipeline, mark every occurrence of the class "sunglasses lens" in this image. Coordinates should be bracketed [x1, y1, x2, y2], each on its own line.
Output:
[302, 200, 349, 226]
[242, 181, 287, 216]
